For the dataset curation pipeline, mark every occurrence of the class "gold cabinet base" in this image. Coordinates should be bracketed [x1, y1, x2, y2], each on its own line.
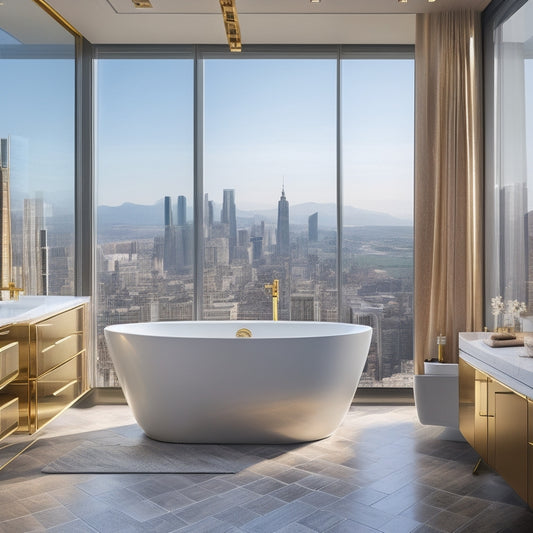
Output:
[0, 396, 19, 440]
[1, 304, 88, 434]
[460, 358, 529, 506]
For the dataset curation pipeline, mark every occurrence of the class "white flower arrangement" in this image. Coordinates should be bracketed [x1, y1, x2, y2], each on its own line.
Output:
[506, 299, 527, 319]
[491, 296, 527, 331]
[491, 296, 504, 316]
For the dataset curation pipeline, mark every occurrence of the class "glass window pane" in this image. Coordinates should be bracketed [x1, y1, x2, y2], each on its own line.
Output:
[0, 0, 75, 298]
[487, 2, 533, 330]
[341, 59, 414, 387]
[95, 59, 194, 386]
[203, 59, 337, 321]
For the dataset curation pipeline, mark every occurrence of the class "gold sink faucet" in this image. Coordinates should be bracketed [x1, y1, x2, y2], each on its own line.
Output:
[1, 281, 23, 301]
[264, 279, 279, 321]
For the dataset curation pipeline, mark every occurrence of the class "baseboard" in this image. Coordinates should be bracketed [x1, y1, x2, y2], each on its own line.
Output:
[76, 386, 414, 408]
[353, 387, 414, 405]
[74, 387, 127, 407]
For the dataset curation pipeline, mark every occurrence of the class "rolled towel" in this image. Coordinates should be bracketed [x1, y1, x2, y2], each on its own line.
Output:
[484, 337, 524, 348]
[490, 332, 516, 340]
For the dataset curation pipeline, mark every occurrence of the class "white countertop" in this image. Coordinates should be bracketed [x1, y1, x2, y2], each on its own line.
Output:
[0, 296, 90, 327]
[459, 332, 533, 398]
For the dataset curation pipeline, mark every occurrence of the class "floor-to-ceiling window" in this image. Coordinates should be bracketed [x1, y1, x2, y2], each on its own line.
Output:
[0, 0, 76, 299]
[94, 47, 414, 388]
[94, 55, 194, 386]
[342, 57, 414, 387]
[203, 57, 337, 322]
[485, 0, 533, 331]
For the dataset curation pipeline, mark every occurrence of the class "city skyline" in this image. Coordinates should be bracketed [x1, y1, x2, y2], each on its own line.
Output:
[97, 191, 414, 226]
[95, 181, 414, 388]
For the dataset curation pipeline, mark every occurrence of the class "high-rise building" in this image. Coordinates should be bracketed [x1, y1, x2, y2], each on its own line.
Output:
[40, 229, 49, 295]
[177, 195, 186, 226]
[251, 236, 263, 262]
[221, 189, 237, 263]
[308, 212, 318, 242]
[164, 196, 173, 226]
[501, 183, 528, 301]
[163, 196, 177, 273]
[0, 138, 11, 288]
[23, 197, 44, 294]
[276, 186, 290, 257]
[291, 294, 316, 320]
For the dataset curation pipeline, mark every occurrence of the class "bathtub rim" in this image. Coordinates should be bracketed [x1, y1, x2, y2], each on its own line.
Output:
[104, 320, 372, 341]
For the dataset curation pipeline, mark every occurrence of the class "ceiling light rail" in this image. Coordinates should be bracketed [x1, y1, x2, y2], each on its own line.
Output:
[219, 0, 242, 52]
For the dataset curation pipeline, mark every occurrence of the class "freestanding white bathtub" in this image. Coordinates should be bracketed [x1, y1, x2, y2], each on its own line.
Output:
[104, 321, 372, 443]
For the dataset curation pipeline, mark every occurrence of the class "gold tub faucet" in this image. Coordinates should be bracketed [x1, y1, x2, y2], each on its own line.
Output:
[264, 279, 279, 321]
[1, 281, 23, 300]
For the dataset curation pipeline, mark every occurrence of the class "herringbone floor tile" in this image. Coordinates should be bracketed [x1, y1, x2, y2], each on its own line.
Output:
[0, 403, 532, 532]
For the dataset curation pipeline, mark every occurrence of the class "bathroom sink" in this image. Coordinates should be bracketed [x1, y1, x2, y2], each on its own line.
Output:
[0, 305, 36, 319]
[0, 300, 43, 318]
[0, 296, 82, 325]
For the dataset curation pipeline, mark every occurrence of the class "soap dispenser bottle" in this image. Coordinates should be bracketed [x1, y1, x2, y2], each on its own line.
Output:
[437, 334, 446, 363]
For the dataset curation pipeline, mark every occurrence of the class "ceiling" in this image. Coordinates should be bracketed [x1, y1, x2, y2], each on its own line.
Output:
[4, 0, 493, 46]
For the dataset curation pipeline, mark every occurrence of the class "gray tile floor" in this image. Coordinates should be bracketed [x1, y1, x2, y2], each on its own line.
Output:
[1, 402, 532, 532]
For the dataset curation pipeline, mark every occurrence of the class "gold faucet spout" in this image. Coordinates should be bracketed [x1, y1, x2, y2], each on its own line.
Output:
[264, 279, 279, 321]
[0, 281, 23, 301]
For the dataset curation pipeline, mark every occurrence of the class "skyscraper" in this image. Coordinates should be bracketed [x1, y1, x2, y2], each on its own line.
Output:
[164, 196, 173, 226]
[40, 229, 49, 295]
[276, 186, 290, 257]
[163, 196, 177, 273]
[251, 236, 263, 262]
[23, 197, 44, 294]
[177, 195, 186, 226]
[291, 294, 316, 320]
[308, 212, 318, 242]
[0, 138, 11, 288]
[221, 189, 237, 263]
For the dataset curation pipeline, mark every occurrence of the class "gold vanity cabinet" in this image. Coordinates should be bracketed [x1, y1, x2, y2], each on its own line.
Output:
[460, 354, 529, 504]
[0, 329, 19, 440]
[528, 399, 533, 509]
[459, 359, 488, 462]
[487, 379, 528, 502]
[2, 304, 89, 434]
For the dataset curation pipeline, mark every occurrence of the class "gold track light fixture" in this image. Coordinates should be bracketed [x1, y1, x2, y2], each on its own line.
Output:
[132, 0, 153, 8]
[219, 0, 242, 52]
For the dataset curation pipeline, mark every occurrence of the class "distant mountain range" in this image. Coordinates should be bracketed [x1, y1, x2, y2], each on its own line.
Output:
[238, 202, 411, 228]
[97, 200, 412, 229]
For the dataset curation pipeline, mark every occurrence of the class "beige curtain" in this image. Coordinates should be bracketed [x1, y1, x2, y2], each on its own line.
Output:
[414, 10, 483, 374]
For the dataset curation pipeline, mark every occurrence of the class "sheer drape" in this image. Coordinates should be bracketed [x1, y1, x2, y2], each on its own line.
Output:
[414, 10, 483, 373]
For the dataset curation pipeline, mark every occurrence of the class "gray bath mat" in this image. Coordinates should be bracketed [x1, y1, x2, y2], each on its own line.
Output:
[42, 439, 255, 474]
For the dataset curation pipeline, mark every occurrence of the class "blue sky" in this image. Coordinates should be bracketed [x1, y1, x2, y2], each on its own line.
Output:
[1, 52, 414, 221]
[0, 58, 74, 211]
[97, 57, 414, 219]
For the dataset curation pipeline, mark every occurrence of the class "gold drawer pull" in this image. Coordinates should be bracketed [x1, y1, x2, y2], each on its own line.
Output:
[41, 334, 79, 353]
[0, 330, 10, 335]
[52, 379, 78, 397]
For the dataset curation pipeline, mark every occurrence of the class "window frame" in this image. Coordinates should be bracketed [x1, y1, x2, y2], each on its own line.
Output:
[87, 44, 414, 387]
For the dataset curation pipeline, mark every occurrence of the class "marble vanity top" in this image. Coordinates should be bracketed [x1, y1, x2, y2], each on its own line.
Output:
[459, 332, 533, 398]
[0, 296, 90, 328]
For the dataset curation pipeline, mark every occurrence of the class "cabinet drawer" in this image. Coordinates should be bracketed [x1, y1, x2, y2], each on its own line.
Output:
[0, 342, 18, 389]
[36, 333, 83, 377]
[33, 306, 84, 377]
[32, 352, 84, 431]
[0, 395, 19, 440]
